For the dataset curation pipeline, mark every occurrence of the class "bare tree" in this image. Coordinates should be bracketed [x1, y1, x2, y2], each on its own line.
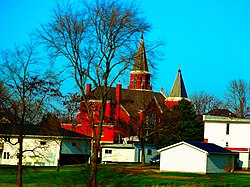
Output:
[36, 0, 151, 186]
[190, 91, 224, 114]
[62, 92, 81, 125]
[0, 41, 61, 187]
[224, 79, 250, 118]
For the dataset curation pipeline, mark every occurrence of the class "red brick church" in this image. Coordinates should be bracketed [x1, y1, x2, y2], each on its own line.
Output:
[62, 35, 189, 144]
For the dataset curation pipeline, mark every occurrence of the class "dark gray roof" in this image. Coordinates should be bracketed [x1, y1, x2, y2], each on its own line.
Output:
[0, 123, 92, 139]
[169, 69, 188, 98]
[89, 86, 168, 118]
[187, 141, 233, 154]
[132, 35, 149, 72]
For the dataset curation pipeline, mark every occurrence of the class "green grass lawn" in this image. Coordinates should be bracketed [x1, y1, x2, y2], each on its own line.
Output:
[1, 164, 250, 186]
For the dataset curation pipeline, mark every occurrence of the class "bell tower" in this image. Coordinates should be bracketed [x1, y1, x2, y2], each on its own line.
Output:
[128, 34, 152, 90]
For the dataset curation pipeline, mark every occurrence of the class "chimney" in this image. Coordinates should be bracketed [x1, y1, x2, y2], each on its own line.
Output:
[86, 84, 91, 95]
[116, 84, 122, 104]
[139, 110, 143, 122]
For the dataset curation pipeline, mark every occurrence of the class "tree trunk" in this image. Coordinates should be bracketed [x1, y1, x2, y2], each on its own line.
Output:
[17, 135, 23, 187]
[141, 140, 146, 165]
[90, 143, 99, 187]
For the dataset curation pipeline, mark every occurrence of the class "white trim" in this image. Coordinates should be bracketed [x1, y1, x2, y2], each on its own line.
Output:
[203, 115, 250, 124]
[165, 97, 191, 102]
[160, 92, 168, 99]
[120, 104, 130, 116]
[88, 100, 111, 103]
[157, 141, 208, 155]
[153, 96, 163, 113]
[130, 70, 151, 75]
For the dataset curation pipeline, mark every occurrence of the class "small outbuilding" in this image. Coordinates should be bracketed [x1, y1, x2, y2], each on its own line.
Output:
[158, 141, 236, 174]
[102, 143, 157, 164]
[0, 123, 92, 166]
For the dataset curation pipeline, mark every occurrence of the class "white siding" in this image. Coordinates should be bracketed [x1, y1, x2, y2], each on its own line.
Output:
[204, 121, 250, 148]
[102, 145, 158, 164]
[102, 147, 135, 162]
[204, 122, 228, 147]
[160, 144, 207, 173]
[1, 137, 60, 166]
[239, 152, 249, 169]
[204, 115, 250, 169]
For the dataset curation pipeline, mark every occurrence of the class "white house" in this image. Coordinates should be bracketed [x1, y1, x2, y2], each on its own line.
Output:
[203, 115, 250, 169]
[101, 143, 157, 164]
[158, 141, 235, 174]
[0, 123, 92, 166]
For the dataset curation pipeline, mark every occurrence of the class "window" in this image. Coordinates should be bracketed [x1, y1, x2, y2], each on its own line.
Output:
[101, 130, 104, 137]
[105, 150, 112, 154]
[4, 136, 10, 142]
[3, 152, 10, 159]
[40, 141, 46, 145]
[226, 142, 229, 147]
[134, 77, 137, 88]
[226, 123, 230, 135]
[72, 142, 77, 146]
[140, 77, 144, 89]
[147, 149, 152, 155]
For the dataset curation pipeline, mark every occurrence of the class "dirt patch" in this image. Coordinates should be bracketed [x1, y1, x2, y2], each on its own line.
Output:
[115, 167, 149, 175]
[150, 174, 193, 179]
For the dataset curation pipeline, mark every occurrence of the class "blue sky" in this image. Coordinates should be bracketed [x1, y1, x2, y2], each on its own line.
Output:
[1, 0, 250, 99]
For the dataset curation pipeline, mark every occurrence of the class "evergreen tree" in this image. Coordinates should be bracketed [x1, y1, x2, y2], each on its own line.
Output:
[156, 99, 204, 148]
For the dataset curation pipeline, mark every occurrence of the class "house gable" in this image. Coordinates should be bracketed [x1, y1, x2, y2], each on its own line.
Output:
[158, 142, 207, 173]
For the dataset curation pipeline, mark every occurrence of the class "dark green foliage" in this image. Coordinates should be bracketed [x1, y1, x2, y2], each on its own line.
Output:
[156, 99, 204, 148]
[171, 99, 204, 141]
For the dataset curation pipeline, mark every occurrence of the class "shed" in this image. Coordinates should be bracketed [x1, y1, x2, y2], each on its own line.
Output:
[102, 143, 157, 164]
[158, 141, 236, 174]
[0, 123, 92, 166]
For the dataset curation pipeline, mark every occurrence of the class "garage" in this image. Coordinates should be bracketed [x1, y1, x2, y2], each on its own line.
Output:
[158, 141, 236, 174]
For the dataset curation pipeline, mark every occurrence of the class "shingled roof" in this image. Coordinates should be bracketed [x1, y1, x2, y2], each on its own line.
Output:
[131, 34, 149, 73]
[187, 141, 233, 154]
[119, 89, 167, 118]
[158, 141, 235, 155]
[89, 86, 168, 118]
[0, 123, 92, 139]
[169, 69, 188, 98]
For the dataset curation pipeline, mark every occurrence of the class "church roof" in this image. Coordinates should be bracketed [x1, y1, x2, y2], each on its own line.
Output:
[131, 34, 149, 73]
[119, 89, 167, 117]
[169, 69, 188, 98]
[88, 87, 168, 118]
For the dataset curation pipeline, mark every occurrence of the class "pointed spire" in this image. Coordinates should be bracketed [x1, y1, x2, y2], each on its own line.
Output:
[169, 68, 188, 98]
[128, 32, 152, 90]
[132, 32, 149, 72]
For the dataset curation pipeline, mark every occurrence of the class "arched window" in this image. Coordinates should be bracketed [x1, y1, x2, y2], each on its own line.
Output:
[134, 77, 137, 88]
[140, 77, 144, 89]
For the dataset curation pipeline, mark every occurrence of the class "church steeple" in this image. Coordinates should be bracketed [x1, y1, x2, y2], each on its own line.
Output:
[128, 33, 152, 90]
[169, 69, 188, 98]
[165, 68, 190, 108]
